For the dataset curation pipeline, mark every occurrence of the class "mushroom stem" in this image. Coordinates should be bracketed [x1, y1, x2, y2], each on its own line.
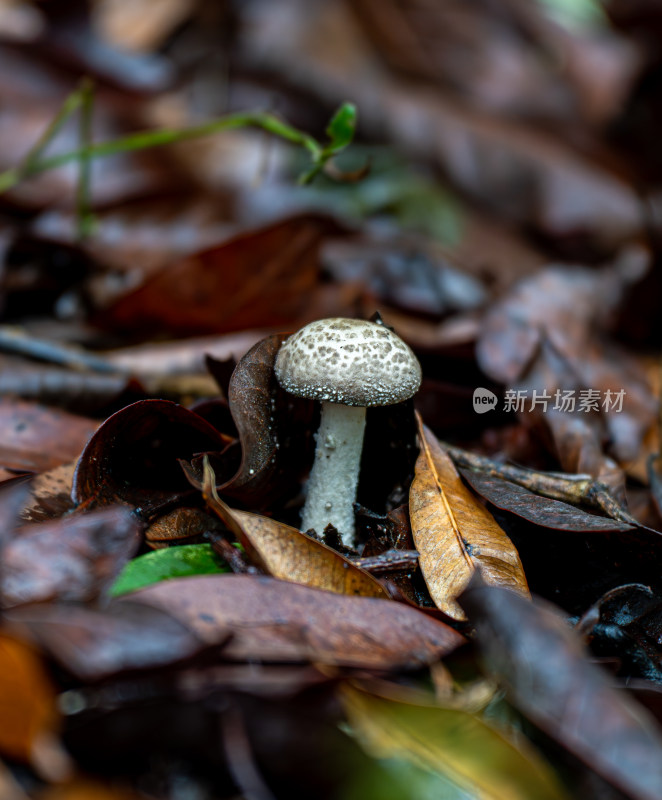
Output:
[301, 401, 366, 547]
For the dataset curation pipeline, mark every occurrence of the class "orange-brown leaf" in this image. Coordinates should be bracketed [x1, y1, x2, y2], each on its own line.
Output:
[410, 416, 529, 619]
[201, 458, 388, 599]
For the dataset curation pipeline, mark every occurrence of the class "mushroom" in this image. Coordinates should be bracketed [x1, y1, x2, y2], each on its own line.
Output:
[274, 317, 421, 548]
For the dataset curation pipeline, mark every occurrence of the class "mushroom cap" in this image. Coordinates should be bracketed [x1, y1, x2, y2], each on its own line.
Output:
[275, 318, 422, 406]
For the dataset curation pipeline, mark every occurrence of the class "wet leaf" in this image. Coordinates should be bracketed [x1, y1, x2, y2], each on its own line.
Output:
[4, 600, 225, 682]
[72, 399, 229, 515]
[0, 399, 97, 473]
[460, 469, 635, 532]
[97, 213, 344, 336]
[1, 506, 142, 608]
[110, 543, 230, 596]
[409, 417, 529, 619]
[208, 333, 315, 508]
[201, 461, 389, 598]
[461, 580, 662, 800]
[577, 584, 662, 684]
[128, 574, 464, 668]
[342, 682, 569, 800]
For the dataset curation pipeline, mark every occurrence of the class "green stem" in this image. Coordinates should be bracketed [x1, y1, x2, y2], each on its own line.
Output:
[0, 111, 324, 195]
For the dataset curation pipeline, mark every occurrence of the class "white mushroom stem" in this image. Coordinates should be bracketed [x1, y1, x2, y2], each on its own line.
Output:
[300, 401, 366, 548]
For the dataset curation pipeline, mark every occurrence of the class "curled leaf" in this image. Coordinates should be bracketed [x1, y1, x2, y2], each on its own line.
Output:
[211, 333, 315, 509]
[72, 399, 230, 515]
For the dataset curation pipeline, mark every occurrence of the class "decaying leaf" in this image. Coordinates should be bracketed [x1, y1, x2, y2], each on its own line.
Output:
[2, 506, 142, 608]
[461, 580, 662, 800]
[207, 333, 315, 509]
[201, 458, 389, 599]
[19, 461, 76, 524]
[460, 469, 635, 532]
[144, 506, 224, 549]
[36, 778, 146, 800]
[71, 399, 230, 515]
[409, 416, 529, 619]
[127, 574, 464, 668]
[342, 682, 569, 800]
[0, 399, 98, 473]
[4, 600, 226, 682]
[97, 213, 344, 336]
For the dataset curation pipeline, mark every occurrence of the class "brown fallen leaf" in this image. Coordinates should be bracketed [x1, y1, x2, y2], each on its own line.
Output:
[145, 506, 224, 549]
[410, 415, 529, 619]
[200, 459, 389, 599]
[96, 213, 344, 336]
[127, 574, 464, 668]
[0, 633, 71, 781]
[2, 506, 142, 608]
[72, 399, 230, 515]
[0, 399, 98, 473]
[459, 469, 635, 533]
[4, 601, 227, 682]
[18, 461, 77, 524]
[212, 333, 315, 509]
[36, 778, 145, 800]
[461, 580, 662, 800]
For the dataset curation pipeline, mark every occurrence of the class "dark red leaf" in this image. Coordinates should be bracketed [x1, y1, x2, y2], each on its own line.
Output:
[72, 399, 229, 515]
[96, 214, 345, 337]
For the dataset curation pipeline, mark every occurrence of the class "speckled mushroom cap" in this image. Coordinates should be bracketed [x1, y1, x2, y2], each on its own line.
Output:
[275, 318, 422, 406]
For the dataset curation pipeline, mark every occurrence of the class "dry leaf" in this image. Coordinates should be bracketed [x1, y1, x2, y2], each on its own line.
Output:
[409, 415, 529, 619]
[201, 458, 389, 599]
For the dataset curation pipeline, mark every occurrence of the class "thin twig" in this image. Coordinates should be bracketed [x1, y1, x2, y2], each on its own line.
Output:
[0, 327, 122, 374]
[206, 532, 260, 575]
[352, 549, 419, 574]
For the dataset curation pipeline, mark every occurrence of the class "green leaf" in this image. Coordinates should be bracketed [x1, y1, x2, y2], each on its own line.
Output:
[343, 755, 474, 800]
[326, 103, 357, 153]
[110, 544, 230, 597]
[342, 684, 569, 800]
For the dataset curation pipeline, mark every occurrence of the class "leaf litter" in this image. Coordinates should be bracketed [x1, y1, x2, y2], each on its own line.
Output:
[4, 1, 662, 797]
